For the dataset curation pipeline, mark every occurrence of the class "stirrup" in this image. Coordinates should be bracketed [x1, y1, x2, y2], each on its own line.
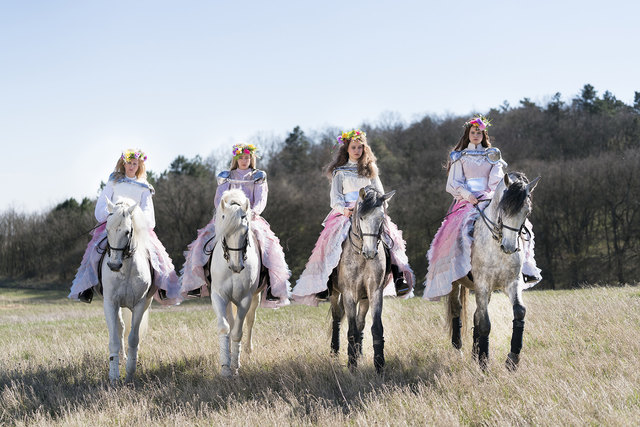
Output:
[78, 288, 93, 304]
[316, 290, 329, 301]
[187, 288, 201, 298]
[394, 278, 410, 297]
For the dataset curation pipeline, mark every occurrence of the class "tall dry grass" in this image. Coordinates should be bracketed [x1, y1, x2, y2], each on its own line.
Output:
[1, 286, 639, 426]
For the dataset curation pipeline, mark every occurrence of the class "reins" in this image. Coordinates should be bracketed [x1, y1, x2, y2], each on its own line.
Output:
[475, 197, 531, 251]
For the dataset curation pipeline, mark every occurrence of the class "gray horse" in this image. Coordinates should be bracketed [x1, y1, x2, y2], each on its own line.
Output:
[448, 172, 540, 370]
[329, 185, 396, 374]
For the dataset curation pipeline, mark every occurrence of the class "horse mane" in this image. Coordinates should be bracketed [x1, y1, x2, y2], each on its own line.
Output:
[358, 186, 384, 216]
[498, 172, 530, 217]
[214, 189, 251, 245]
[111, 198, 151, 251]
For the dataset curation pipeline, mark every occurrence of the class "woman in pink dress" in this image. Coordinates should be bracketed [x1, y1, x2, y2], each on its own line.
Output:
[291, 129, 415, 306]
[423, 116, 542, 301]
[180, 143, 291, 309]
[69, 149, 181, 305]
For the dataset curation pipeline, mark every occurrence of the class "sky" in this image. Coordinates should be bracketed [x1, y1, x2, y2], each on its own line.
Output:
[1, 0, 639, 212]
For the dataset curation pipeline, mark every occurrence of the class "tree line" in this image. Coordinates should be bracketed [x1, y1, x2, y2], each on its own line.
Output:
[1, 84, 639, 291]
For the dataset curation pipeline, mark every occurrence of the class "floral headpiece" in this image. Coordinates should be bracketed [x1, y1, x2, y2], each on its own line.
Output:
[232, 143, 258, 160]
[464, 115, 492, 130]
[336, 129, 366, 145]
[121, 149, 147, 162]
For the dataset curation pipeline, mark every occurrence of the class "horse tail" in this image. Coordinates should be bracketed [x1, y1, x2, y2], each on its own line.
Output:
[446, 283, 469, 338]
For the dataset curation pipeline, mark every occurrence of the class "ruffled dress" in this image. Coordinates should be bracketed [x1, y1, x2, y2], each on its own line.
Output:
[180, 168, 291, 309]
[423, 144, 542, 301]
[291, 161, 415, 306]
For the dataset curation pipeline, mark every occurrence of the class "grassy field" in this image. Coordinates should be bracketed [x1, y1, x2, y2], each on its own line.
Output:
[1, 286, 639, 426]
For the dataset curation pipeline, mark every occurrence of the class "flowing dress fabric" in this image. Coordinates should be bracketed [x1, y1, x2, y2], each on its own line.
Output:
[179, 168, 291, 308]
[292, 210, 415, 307]
[69, 175, 181, 306]
[423, 144, 541, 301]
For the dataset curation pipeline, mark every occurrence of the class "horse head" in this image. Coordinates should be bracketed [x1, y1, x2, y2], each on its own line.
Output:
[493, 173, 540, 254]
[353, 186, 395, 259]
[216, 189, 251, 273]
[105, 198, 142, 271]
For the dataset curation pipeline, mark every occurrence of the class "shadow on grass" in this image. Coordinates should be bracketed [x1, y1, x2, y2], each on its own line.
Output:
[0, 349, 450, 422]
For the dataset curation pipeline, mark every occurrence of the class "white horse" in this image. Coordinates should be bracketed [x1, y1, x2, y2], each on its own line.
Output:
[210, 189, 261, 377]
[447, 172, 540, 370]
[101, 198, 154, 383]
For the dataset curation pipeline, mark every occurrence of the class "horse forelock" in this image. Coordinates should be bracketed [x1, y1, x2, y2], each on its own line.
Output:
[358, 187, 384, 217]
[215, 190, 251, 242]
[498, 172, 530, 217]
[108, 199, 150, 250]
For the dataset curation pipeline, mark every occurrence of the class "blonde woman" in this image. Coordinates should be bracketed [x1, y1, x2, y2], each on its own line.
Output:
[69, 149, 181, 305]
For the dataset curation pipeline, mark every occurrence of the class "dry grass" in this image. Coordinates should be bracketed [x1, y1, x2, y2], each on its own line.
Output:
[1, 286, 639, 426]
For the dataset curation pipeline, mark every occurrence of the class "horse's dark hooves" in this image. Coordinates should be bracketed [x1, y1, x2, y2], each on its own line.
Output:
[505, 352, 520, 371]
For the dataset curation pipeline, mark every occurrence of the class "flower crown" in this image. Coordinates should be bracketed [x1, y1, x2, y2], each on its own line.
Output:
[464, 115, 492, 130]
[121, 149, 147, 162]
[336, 129, 366, 145]
[232, 143, 258, 160]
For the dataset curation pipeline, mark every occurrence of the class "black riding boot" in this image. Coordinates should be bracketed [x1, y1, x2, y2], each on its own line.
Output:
[78, 288, 93, 304]
[391, 264, 410, 296]
[262, 266, 278, 301]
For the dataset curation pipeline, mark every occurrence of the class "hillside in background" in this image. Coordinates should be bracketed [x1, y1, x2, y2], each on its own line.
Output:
[1, 84, 640, 290]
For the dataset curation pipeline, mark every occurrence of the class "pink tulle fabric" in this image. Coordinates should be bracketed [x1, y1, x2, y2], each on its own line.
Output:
[423, 200, 541, 301]
[292, 209, 415, 307]
[180, 215, 291, 309]
[69, 223, 181, 306]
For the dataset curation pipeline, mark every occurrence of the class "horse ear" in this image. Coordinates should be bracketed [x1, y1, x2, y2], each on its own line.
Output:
[106, 198, 115, 214]
[127, 204, 137, 215]
[382, 190, 396, 202]
[527, 176, 541, 193]
[359, 188, 366, 200]
[504, 173, 511, 187]
[243, 197, 250, 213]
[220, 198, 226, 211]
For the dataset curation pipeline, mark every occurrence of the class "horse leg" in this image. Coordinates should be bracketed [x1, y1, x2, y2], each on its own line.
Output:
[369, 289, 385, 374]
[125, 298, 152, 382]
[244, 293, 260, 355]
[330, 292, 343, 356]
[356, 297, 369, 357]
[343, 293, 359, 372]
[505, 281, 526, 371]
[212, 294, 232, 377]
[472, 289, 491, 370]
[229, 296, 252, 375]
[448, 282, 463, 350]
[103, 301, 122, 384]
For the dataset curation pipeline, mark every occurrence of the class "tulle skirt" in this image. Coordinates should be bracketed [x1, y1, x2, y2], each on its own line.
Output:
[423, 200, 542, 301]
[69, 223, 181, 306]
[180, 215, 291, 309]
[291, 209, 415, 307]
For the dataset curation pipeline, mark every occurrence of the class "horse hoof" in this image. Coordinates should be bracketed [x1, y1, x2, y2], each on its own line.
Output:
[505, 352, 520, 371]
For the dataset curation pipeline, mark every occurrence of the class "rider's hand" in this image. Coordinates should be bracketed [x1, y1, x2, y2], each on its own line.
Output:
[468, 194, 479, 205]
[344, 208, 353, 218]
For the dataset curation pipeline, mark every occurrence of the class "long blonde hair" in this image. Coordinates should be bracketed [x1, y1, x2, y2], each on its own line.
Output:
[229, 153, 257, 170]
[112, 156, 147, 181]
[325, 134, 378, 179]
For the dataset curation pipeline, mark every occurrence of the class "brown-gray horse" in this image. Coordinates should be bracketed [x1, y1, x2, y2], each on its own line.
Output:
[329, 185, 395, 374]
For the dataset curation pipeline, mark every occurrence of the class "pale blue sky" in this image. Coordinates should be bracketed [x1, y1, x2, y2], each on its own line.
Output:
[1, 0, 638, 212]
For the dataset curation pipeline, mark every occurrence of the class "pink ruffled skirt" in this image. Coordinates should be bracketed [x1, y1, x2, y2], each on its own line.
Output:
[180, 215, 291, 309]
[291, 209, 415, 306]
[69, 223, 181, 306]
[423, 200, 542, 301]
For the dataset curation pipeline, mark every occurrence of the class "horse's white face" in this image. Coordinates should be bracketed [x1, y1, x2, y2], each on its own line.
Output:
[105, 202, 136, 271]
[219, 198, 251, 273]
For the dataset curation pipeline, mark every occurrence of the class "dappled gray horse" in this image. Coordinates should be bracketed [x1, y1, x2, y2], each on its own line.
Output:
[330, 185, 396, 374]
[448, 172, 540, 370]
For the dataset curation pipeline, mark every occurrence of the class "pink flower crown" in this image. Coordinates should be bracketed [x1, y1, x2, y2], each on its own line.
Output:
[232, 143, 258, 160]
[464, 115, 492, 130]
[121, 149, 147, 162]
[336, 129, 366, 145]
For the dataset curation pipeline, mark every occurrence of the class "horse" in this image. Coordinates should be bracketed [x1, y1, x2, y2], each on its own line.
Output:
[447, 172, 540, 370]
[330, 185, 396, 374]
[209, 189, 262, 377]
[101, 198, 155, 384]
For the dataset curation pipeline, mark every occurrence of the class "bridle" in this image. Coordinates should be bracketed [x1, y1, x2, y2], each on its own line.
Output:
[475, 197, 531, 252]
[105, 219, 135, 259]
[348, 201, 386, 255]
[222, 232, 250, 261]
